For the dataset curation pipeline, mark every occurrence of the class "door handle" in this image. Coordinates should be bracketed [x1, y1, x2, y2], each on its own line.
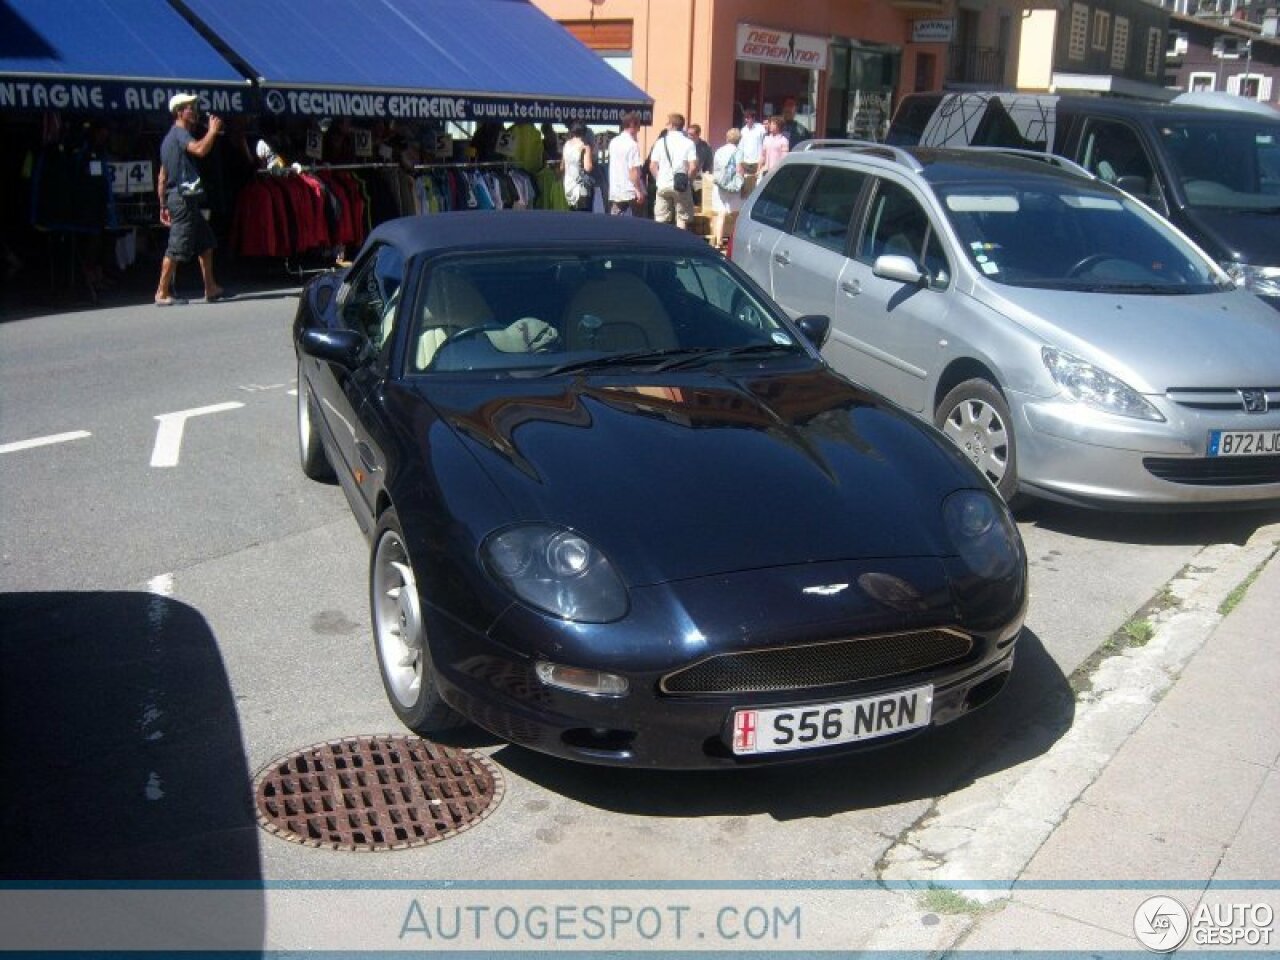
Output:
[356, 442, 379, 473]
[773, 251, 791, 266]
[840, 279, 861, 296]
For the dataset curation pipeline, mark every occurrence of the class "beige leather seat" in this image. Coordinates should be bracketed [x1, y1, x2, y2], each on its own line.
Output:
[414, 271, 494, 370]
[561, 272, 677, 352]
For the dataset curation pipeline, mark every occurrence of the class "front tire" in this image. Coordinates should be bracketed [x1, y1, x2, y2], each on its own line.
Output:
[297, 360, 335, 481]
[935, 378, 1019, 502]
[370, 510, 462, 734]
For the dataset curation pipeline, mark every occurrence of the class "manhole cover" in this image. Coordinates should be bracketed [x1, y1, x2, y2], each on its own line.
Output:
[254, 735, 504, 851]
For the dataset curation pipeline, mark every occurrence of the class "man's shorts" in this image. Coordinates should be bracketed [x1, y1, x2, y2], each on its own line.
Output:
[165, 193, 216, 263]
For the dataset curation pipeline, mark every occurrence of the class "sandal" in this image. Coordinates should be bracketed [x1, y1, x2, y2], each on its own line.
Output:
[154, 296, 188, 307]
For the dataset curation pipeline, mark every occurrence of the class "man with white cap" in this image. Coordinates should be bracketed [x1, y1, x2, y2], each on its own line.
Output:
[155, 92, 228, 305]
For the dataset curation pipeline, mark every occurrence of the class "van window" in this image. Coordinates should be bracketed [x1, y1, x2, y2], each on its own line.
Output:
[1158, 119, 1280, 210]
[749, 165, 811, 230]
[791, 167, 867, 254]
[1079, 119, 1163, 212]
[858, 180, 950, 287]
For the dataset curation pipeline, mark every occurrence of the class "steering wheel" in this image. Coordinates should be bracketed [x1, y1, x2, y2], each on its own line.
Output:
[730, 289, 770, 331]
[1066, 253, 1115, 278]
[445, 322, 506, 343]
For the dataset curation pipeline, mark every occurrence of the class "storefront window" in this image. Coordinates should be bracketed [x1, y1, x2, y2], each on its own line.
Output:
[825, 42, 899, 142]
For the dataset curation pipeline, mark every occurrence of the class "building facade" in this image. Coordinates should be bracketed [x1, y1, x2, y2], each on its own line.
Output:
[1164, 8, 1280, 104]
[532, 0, 958, 151]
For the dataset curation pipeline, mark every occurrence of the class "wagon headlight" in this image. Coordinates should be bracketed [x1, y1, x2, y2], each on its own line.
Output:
[482, 525, 627, 622]
[1224, 262, 1280, 298]
[1041, 347, 1164, 421]
[943, 490, 1022, 580]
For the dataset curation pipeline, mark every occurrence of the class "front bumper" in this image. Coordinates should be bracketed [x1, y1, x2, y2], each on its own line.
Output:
[423, 557, 1025, 769]
[1012, 394, 1280, 508]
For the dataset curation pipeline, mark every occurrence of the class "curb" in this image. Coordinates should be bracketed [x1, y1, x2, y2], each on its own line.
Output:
[865, 524, 1280, 951]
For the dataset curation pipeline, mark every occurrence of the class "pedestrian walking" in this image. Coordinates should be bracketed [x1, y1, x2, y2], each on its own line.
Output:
[607, 112, 647, 215]
[710, 128, 745, 249]
[759, 116, 790, 176]
[649, 113, 698, 229]
[738, 108, 765, 175]
[780, 97, 810, 148]
[687, 123, 714, 207]
[155, 93, 229, 306]
[561, 122, 596, 212]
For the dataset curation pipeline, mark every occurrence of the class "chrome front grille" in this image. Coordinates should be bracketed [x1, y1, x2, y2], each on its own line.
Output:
[660, 629, 973, 695]
[1165, 387, 1280, 412]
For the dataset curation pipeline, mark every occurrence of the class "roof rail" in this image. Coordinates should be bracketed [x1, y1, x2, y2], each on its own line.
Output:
[949, 145, 1094, 180]
[793, 138, 925, 173]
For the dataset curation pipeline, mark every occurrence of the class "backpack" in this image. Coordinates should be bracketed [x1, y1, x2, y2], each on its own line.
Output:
[717, 150, 744, 193]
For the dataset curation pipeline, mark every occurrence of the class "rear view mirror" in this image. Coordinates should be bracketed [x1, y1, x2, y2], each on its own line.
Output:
[1115, 174, 1148, 196]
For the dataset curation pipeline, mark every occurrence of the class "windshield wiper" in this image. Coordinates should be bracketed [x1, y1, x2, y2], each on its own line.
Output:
[542, 348, 702, 376]
[652, 342, 800, 371]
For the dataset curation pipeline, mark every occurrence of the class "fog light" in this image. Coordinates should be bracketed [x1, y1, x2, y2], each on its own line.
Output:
[535, 661, 629, 697]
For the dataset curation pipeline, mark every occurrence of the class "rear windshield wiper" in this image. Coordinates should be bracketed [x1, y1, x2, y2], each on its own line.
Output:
[652, 342, 800, 370]
[542, 348, 702, 376]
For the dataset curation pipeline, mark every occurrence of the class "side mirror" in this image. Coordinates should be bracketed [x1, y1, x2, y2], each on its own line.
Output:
[794, 314, 831, 350]
[873, 254, 927, 286]
[298, 328, 367, 370]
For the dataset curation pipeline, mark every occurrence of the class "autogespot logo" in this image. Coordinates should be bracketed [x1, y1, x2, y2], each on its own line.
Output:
[1134, 896, 1191, 952]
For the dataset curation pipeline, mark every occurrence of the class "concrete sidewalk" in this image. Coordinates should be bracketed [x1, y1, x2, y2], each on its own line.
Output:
[866, 521, 1280, 953]
[960, 533, 1280, 951]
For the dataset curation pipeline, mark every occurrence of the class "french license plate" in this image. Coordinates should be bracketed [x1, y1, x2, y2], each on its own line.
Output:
[730, 685, 933, 756]
[1208, 429, 1280, 457]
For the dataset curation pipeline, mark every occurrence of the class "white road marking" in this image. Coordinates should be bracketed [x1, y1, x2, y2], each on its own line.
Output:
[0, 430, 91, 454]
[150, 402, 244, 468]
[237, 382, 291, 393]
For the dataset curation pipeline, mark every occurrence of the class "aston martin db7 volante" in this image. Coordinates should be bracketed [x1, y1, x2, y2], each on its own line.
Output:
[293, 211, 1027, 768]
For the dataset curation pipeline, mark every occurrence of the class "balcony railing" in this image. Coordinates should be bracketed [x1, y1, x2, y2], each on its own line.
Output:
[947, 44, 1007, 85]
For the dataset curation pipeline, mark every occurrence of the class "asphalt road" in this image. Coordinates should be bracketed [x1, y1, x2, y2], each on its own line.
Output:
[3, 292, 1277, 890]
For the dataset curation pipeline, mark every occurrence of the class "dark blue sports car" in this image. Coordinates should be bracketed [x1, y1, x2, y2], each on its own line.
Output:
[294, 211, 1026, 768]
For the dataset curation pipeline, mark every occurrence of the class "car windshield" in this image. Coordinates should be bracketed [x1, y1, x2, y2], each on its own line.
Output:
[935, 177, 1225, 292]
[405, 252, 799, 375]
[1157, 118, 1280, 212]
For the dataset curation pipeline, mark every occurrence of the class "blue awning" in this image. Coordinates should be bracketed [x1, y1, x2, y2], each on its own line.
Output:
[175, 0, 653, 125]
[0, 0, 252, 113]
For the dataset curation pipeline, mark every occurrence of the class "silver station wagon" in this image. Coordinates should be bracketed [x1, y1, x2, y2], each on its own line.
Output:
[731, 142, 1280, 508]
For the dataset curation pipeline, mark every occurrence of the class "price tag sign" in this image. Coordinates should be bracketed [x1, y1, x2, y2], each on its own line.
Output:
[353, 129, 372, 158]
[110, 160, 154, 195]
[305, 128, 323, 161]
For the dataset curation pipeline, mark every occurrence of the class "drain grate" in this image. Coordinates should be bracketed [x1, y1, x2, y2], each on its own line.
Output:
[254, 735, 504, 851]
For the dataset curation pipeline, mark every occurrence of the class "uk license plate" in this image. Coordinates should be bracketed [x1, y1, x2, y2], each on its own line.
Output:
[1208, 429, 1280, 457]
[730, 685, 933, 756]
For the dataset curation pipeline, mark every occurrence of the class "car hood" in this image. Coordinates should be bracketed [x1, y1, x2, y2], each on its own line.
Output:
[1180, 206, 1280, 267]
[972, 284, 1280, 392]
[418, 367, 977, 586]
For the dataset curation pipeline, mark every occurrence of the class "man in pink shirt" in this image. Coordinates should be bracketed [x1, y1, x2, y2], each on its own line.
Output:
[759, 116, 790, 176]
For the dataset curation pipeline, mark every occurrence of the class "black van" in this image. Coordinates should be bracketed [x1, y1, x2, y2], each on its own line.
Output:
[887, 92, 1280, 308]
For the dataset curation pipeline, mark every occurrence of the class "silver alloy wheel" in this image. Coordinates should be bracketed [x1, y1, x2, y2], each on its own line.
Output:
[372, 530, 425, 710]
[940, 396, 1009, 488]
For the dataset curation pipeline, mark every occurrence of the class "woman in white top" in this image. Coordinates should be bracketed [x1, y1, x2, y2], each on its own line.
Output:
[710, 128, 744, 248]
[561, 122, 596, 212]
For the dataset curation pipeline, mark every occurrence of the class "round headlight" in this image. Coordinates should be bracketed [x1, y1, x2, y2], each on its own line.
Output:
[482, 524, 628, 622]
[546, 532, 591, 577]
[943, 490, 1022, 580]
